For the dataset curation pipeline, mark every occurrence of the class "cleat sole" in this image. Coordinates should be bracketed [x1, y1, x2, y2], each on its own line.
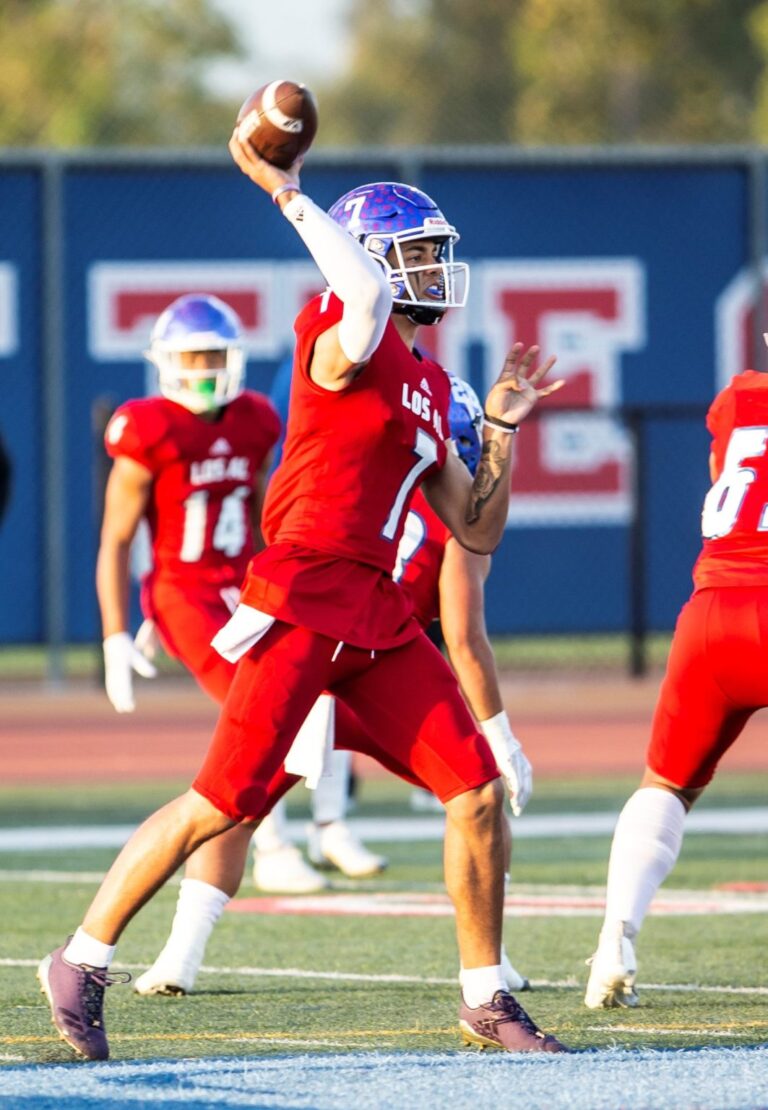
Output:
[460, 1023, 495, 1050]
[134, 982, 187, 997]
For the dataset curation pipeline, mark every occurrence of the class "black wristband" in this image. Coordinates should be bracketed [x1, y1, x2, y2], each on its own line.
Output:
[483, 412, 520, 434]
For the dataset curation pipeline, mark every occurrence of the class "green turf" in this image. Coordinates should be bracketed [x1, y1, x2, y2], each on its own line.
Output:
[2, 773, 767, 1064]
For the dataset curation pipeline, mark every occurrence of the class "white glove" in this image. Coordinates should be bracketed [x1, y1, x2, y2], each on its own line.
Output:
[479, 711, 533, 817]
[133, 618, 161, 662]
[103, 630, 157, 713]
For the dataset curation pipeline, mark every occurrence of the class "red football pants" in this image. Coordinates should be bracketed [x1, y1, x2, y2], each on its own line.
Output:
[647, 585, 768, 788]
[143, 584, 432, 812]
[142, 580, 235, 704]
[193, 620, 498, 821]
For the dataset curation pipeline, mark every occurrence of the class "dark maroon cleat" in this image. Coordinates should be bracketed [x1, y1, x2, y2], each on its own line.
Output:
[459, 990, 570, 1053]
[37, 944, 130, 1061]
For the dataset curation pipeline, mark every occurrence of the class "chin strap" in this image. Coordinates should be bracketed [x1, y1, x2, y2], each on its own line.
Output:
[393, 303, 446, 326]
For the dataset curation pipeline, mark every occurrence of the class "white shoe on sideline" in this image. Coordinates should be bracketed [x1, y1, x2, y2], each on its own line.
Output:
[307, 820, 387, 878]
[584, 920, 639, 1009]
[253, 843, 329, 894]
[134, 953, 200, 996]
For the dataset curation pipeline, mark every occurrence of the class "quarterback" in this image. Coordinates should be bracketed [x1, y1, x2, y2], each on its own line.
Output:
[39, 139, 566, 1059]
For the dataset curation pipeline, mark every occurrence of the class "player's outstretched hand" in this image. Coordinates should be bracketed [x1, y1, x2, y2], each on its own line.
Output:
[484, 343, 564, 429]
[103, 631, 157, 714]
[228, 128, 303, 201]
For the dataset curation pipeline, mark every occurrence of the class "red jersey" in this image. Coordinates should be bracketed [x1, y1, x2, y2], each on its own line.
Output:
[241, 293, 451, 648]
[104, 392, 281, 589]
[395, 488, 451, 628]
[694, 370, 768, 589]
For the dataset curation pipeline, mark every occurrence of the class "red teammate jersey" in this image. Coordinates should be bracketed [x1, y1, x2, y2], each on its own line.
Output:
[395, 488, 451, 628]
[240, 292, 451, 648]
[694, 370, 768, 589]
[104, 392, 281, 589]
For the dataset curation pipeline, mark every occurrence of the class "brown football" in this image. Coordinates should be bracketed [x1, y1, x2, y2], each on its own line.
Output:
[236, 80, 318, 169]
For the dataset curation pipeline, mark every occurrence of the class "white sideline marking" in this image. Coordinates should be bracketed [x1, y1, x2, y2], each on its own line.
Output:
[4, 869, 768, 918]
[3, 955, 768, 996]
[2, 805, 768, 850]
[227, 887, 768, 918]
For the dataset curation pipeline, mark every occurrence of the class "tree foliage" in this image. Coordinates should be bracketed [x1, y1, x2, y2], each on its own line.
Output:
[0, 0, 244, 147]
[317, 0, 768, 146]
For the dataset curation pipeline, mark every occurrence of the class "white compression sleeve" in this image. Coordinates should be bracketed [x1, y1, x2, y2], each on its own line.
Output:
[603, 786, 686, 935]
[282, 193, 391, 364]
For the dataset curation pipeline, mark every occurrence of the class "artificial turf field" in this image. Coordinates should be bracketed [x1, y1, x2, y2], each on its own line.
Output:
[2, 776, 768, 1055]
[2, 673, 768, 1107]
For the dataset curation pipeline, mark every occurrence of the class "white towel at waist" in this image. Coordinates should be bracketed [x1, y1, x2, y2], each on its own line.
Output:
[211, 603, 275, 662]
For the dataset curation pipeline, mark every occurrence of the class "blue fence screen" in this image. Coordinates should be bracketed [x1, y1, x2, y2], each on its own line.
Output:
[0, 152, 760, 643]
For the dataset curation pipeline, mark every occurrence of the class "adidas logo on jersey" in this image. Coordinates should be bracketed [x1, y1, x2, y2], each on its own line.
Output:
[419, 377, 432, 396]
[209, 437, 232, 456]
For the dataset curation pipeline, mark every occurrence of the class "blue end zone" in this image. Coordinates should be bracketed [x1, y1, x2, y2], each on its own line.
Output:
[1, 1047, 768, 1109]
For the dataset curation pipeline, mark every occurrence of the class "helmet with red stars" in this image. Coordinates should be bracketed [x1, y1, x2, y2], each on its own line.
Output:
[328, 182, 469, 325]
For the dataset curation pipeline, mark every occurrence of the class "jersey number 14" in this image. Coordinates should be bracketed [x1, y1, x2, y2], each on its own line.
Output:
[180, 485, 250, 562]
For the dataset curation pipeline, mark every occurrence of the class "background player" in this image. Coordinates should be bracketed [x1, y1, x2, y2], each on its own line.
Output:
[39, 147, 567, 1059]
[131, 376, 531, 998]
[98, 293, 383, 902]
[585, 366, 768, 1009]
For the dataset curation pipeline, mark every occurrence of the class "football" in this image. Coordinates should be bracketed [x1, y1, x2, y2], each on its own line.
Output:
[236, 80, 318, 169]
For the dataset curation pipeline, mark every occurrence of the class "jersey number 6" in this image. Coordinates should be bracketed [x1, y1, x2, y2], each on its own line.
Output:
[701, 426, 768, 539]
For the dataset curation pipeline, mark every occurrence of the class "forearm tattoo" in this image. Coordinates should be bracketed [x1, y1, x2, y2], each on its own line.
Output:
[466, 439, 507, 524]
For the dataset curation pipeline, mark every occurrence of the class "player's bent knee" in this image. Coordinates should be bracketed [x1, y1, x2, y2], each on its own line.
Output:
[444, 778, 503, 826]
[182, 788, 239, 836]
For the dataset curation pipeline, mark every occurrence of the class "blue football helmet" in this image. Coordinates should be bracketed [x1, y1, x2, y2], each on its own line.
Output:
[147, 293, 245, 414]
[447, 373, 483, 476]
[328, 182, 469, 325]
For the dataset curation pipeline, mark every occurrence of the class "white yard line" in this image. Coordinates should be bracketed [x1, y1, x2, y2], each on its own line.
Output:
[1, 806, 768, 851]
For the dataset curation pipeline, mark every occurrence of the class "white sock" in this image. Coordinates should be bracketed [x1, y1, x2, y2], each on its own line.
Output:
[603, 787, 686, 939]
[500, 946, 517, 983]
[64, 926, 116, 969]
[152, 878, 230, 969]
[459, 964, 506, 1008]
[253, 802, 291, 854]
[311, 749, 351, 826]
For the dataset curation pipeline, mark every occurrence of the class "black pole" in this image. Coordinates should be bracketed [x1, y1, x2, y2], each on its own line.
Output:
[627, 409, 647, 677]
